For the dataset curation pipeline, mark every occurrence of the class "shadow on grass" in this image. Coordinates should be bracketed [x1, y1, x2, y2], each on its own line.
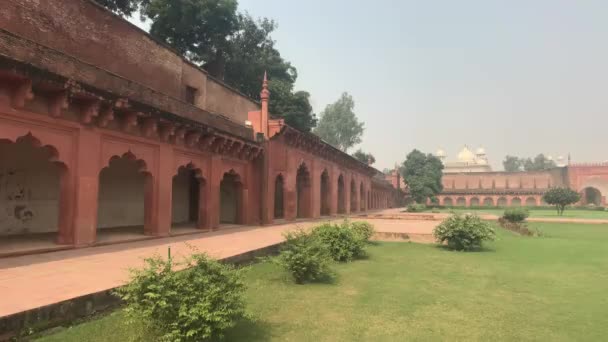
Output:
[434, 244, 496, 253]
[224, 317, 274, 342]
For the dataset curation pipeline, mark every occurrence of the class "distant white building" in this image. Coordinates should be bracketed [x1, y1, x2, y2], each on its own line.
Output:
[436, 145, 492, 173]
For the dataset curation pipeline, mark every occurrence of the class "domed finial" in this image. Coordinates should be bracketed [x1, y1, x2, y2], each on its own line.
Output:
[260, 71, 269, 100]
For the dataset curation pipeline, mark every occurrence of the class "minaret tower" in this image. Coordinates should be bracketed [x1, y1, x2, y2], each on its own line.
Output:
[259, 71, 270, 138]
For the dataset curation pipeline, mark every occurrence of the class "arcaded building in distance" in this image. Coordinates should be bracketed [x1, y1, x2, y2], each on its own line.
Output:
[434, 146, 608, 207]
[0, 0, 395, 255]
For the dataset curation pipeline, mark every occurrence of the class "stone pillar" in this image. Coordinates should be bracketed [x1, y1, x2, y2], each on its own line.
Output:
[71, 128, 101, 246]
[197, 176, 211, 230]
[311, 162, 321, 218]
[345, 175, 352, 214]
[151, 144, 173, 237]
[261, 141, 272, 224]
[285, 157, 297, 221]
[209, 155, 222, 229]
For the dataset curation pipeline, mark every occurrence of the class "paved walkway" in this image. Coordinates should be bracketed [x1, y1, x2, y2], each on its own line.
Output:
[0, 217, 436, 318]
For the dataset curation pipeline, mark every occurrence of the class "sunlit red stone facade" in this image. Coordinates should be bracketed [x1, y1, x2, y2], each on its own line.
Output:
[0, 0, 395, 255]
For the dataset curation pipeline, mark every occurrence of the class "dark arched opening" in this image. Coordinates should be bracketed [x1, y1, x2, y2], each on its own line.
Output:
[320, 170, 330, 216]
[583, 187, 602, 206]
[172, 165, 205, 230]
[0, 136, 67, 247]
[220, 171, 243, 224]
[296, 164, 312, 218]
[98, 153, 150, 238]
[274, 174, 285, 219]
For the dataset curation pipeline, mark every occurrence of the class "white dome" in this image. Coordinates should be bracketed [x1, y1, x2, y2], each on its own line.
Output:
[547, 155, 553, 161]
[436, 148, 446, 157]
[476, 147, 486, 155]
[457, 146, 476, 162]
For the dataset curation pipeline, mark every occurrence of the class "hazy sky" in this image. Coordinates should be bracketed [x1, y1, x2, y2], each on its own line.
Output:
[131, 1, 608, 170]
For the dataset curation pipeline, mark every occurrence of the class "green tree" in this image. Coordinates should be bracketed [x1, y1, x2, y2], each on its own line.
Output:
[97, 0, 141, 16]
[523, 154, 557, 171]
[503, 155, 523, 172]
[224, 14, 296, 96]
[401, 149, 444, 204]
[223, 14, 316, 131]
[352, 149, 375, 165]
[314, 93, 364, 152]
[101, 0, 317, 131]
[268, 79, 317, 132]
[543, 187, 581, 215]
[140, 0, 239, 76]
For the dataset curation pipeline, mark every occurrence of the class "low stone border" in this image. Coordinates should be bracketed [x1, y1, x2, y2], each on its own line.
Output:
[0, 243, 284, 341]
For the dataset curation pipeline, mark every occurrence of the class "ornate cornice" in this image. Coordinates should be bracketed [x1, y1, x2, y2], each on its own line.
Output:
[271, 125, 377, 176]
[0, 47, 263, 161]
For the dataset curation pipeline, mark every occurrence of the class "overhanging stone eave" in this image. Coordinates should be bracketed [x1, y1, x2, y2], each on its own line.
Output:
[0, 29, 257, 144]
[270, 125, 378, 176]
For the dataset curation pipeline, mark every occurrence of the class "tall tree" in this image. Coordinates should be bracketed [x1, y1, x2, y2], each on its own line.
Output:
[523, 154, 557, 171]
[352, 149, 375, 165]
[314, 93, 364, 152]
[223, 14, 316, 131]
[401, 150, 444, 204]
[100, 0, 317, 131]
[267, 79, 317, 132]
[140, 0, 239, 76]
[503, 155, 523, 172]
[96, 0, 141, 16]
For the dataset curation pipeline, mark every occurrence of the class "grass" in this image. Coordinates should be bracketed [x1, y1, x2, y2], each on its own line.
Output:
[35, 222, 608, 341]
[433, 207, 608, 219]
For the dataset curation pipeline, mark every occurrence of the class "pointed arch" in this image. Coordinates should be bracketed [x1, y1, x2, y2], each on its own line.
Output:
[296, 163, 312, 218]
[98, 152, 152, 236]
[220, 169, 244, 224]
[274, 173, 285, 219]
[0, 134, 71, 244]
[172, 163, 206, 229]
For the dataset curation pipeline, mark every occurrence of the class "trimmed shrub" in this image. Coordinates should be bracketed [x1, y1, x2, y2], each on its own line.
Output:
[116, 252, 247, 341]
[502, 208, 529, 223]
[433, 213, 496, 251]
[406, 203, 427, 212]
[312, 222, 366, 262]
[276, 230, 332, 284]
[351, 221, 375, 242]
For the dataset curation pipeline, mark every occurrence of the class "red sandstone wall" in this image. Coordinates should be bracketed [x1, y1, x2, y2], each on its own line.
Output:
[0, 0, 259, 123]
[441, 169, 567, 191]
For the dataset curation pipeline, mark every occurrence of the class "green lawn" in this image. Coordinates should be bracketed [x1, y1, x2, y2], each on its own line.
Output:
[434, 208, 608, 219]
[36, 222, 608, 341]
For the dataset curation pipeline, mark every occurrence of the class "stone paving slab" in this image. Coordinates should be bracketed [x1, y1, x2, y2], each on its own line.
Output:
[0, 217, 437, 318]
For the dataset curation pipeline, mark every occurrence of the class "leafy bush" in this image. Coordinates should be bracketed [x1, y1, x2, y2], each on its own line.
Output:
[502, 208, 529, 223]
[276, 230, 332, 284]
[433, 213, 496, 251]
[312, 222, 366, 262]
[351, 221, 375, 242]
[406, 203, 427, 212]
[116, 252, 247, 341]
